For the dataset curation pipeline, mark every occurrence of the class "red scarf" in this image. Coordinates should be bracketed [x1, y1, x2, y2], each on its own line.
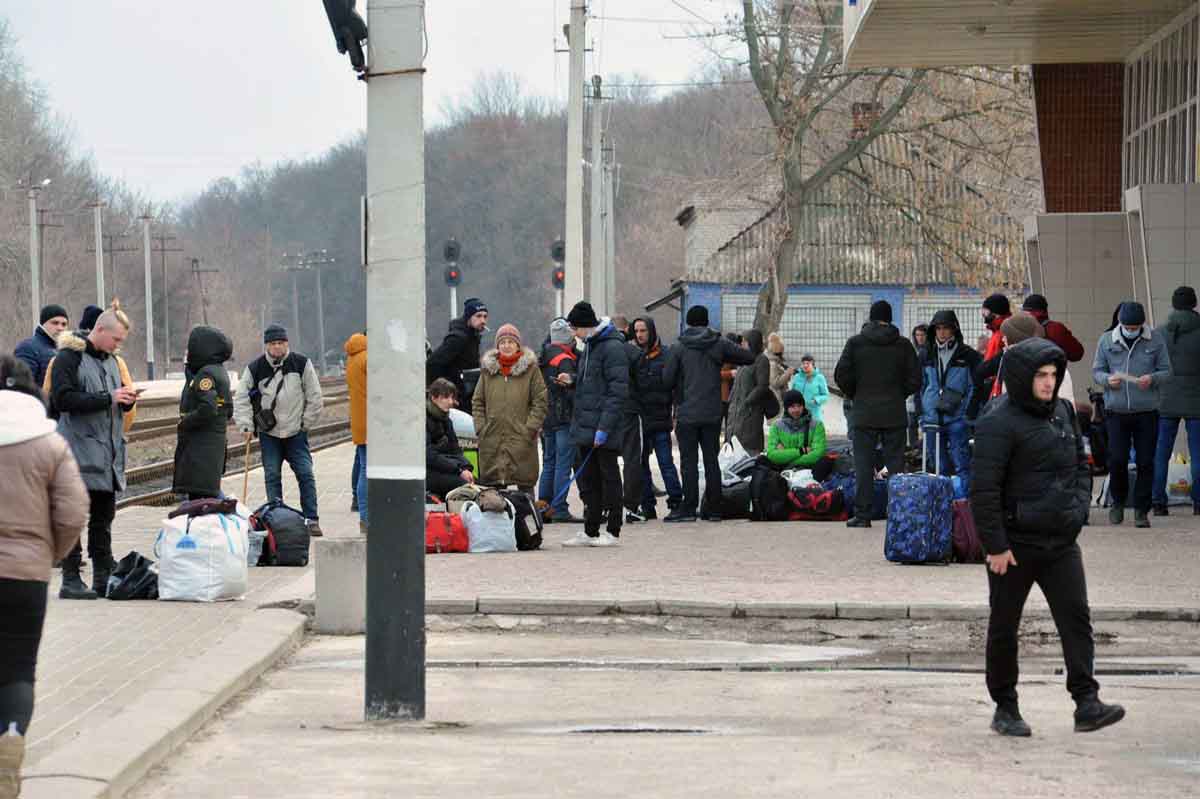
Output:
[984, 314, 1008, 363]
[498, 350, 521, 376]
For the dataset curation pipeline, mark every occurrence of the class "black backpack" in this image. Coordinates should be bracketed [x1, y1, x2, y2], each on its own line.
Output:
[749, 461, 791, 522]
[499, 490, 543, 551]
[250, 500, 310, 566]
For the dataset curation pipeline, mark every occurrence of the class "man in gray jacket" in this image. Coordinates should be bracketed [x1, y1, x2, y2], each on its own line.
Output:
[1092, 302, 1172, 527]
[234, 325, 325, 535]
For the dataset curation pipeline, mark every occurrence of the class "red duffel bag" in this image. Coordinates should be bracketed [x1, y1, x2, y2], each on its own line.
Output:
[425, 511, 469, 554]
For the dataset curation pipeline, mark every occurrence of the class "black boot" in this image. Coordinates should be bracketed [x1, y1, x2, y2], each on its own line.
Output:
[846, 516, 872, 528]
[991, 705, 1032, 737]
[1074, 698, 1125, 733]
[91, 555, 115, 599]
[59, 554, 98, 600]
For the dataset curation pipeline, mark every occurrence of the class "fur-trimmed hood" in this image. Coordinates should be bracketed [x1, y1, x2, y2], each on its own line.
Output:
[479, 347, 537, 377]
[56, 330, 88, 352]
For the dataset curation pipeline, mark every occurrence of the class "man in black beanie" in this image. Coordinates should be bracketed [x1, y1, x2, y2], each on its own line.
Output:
[662, 304, 755, 522]
[427, 297, 489, 406]
[834, 299, 922, 527]
[1153, 286, 1200, 516]
[15, 304, 70, 386]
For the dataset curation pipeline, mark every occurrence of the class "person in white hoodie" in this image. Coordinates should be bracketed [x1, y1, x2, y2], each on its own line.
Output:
[0, 356, 89, 799]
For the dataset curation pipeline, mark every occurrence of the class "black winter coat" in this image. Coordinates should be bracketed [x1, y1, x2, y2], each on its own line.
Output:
[569, 323, 629, 451]
[834, 322, 922, 429]
[663, 326, 755, 426]
[540, 340, 579, 432]
[622, 340, 644, 416]
[1160, 309, 1200, 419]
[632, 319, 673, 434]
[970, 338, 1090, 555]
[173, 326, 234, 497]
[14, 327, 58, 387]
[426, 402, 471, 477]
[426, 317, 482, 399]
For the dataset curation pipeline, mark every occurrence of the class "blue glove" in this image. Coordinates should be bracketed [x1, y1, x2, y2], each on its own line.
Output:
[593, 430, 609, 447]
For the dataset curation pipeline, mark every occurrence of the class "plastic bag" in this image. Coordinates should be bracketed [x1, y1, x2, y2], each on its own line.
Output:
[461, 500, 518, 553]
[155, 506, 250, 601]
[718, 438, 754, 475]
[781, 469, 816, 491]
[106, 551, 159, 600]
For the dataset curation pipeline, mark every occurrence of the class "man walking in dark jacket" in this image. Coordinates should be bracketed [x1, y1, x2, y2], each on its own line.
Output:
[15, 304, 70, 387]
[835, 300, 922, 527]
[538, 318, 583, 523]
[662, 305, 755, 523]
[172, 326, 233, 500]
[427, 297, 488, 405]
[632, 317, 683, 518]
[972, 337, 1124, 737]
[562, 302, 629, 547]
[1153, 286, 1200, 516]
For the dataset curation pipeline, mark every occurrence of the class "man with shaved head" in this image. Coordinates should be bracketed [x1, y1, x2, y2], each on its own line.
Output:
[49, 309, 139, 599]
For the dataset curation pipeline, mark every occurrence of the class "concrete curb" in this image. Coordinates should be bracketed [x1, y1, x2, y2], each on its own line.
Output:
[23, 607, 307, 799]
[424, 598, 1200, 623]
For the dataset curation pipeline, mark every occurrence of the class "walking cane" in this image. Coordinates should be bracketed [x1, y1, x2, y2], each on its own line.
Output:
[241, 435, 252, 503]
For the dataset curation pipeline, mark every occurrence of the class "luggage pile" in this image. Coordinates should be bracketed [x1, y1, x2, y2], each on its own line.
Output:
[426, 484, 543, 553]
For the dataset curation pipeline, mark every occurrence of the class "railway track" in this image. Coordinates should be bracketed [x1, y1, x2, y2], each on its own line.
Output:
[125, 393, 348, 443]
[116, 419, 353, 510]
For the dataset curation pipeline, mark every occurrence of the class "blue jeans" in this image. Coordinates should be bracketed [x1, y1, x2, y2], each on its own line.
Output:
[259, 431, 319, 521]
[538, 427, 575, 517]
[923, 420, 972, 492]
[641, 430, 683, 512]
[351, 446, 362, 499]
[355, 445, 368, 524]
[1152, 417, 1200, 507]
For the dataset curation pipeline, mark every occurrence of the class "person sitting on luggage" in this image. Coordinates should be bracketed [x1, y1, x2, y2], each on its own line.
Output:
[427, 378, 475, 499]
[765, 390, 827, 469]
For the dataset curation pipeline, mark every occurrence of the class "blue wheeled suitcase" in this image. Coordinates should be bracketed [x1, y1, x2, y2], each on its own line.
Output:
[884, 425, 953, 563]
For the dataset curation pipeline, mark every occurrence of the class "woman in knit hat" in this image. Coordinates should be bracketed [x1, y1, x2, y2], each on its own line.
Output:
[472, 323, 548, 493]
[764, 332, 795, 422]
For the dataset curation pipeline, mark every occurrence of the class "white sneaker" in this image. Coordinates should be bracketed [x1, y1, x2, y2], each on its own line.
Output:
[561, 531, 595, 548]
[591, 532, 620, 547]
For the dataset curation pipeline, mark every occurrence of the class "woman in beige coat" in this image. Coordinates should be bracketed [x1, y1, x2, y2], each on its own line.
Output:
[0, 356, 88, 798]
[765, 332, 796, 422]
[472, 323, 548, 493]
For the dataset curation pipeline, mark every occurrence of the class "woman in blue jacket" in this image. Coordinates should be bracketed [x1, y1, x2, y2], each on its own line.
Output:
[788, 354, 829, 423]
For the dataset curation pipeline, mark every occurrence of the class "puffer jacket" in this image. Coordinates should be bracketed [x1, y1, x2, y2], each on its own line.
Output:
[1091, 326, 1172, 414]
[631, 318, 673, 434]
[15, 326, 58, 387]
[765, 412, 827, 469]
[233, 349, 324, 439]
[344, 333, 367, 444]
[569, 322, 629, 451]
[44, 331, 138, 431]
[834, 322, 922, 429]
[427, 400, 471, 478]
[788, 368, 830, 423]
[971, 338, 1091, 555]
[664, 326, 755, 426]
[472, 347, 548, 486]
[1159, 309, 1200, 419]
[172, 326, 234, 497]
[920, 310, 981, 426]
[0, 391, 89, 582]
[427, 317, 482, 401]
[539, 340, 578, 432]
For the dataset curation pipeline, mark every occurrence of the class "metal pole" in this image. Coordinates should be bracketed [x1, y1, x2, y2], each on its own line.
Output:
[604, 150, 616, 314]
[589, 76, 604, 311]
[291, 272, 300, 345]
[28, 190, 39, 330]
[141, 216, 156, 379]
[449, 284, 457, 321]
[314, 267, 327, 374]
[556, 288, 564, 318]
[92, 203, 105, 305]
[161, 246, 170, 370]
[364, 0, 427, 720]
[564, 1, 587, 307]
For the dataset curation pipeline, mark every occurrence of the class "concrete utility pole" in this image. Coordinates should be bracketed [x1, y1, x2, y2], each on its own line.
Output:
[27, 186, 41, 330]
[300, 250, 335, 374]
[564, 1, 587, 308]
[140, 215, 156, 379]
[364, 0, 427, 720]
[589, 75, 604, 312]
[152, 234, 182, 371]
[604, 148, 616, 314]
[90, 202, 106, 305]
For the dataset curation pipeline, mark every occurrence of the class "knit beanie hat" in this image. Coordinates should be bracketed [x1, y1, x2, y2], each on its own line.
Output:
[549, 317, 574, 345]
[685, 305, 709, 328]
[79, 305, 103, 332]
[782, 389, 806, 411]
[264, 324, 289, 344]
[1172, 285, 1198, 310]
[869, 300, 893, 324]
[1020, 294, 1049, 313]
[983, 293, 1011, 317]
[463, 297, 488, 320]
[40, 304, 68, 325]
[1000, 312, 1044, 345]
[567, 301, 600, 329]
[495, 323, 522, 347]
[1118, 301, 1146, 326]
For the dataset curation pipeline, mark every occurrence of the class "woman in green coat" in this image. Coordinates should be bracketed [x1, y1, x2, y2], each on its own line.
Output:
[472, 323, 548, 492]
[765, 390, 827, 469]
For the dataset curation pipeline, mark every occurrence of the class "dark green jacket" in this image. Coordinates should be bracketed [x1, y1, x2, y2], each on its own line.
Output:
[1160, 309, 1200, 418]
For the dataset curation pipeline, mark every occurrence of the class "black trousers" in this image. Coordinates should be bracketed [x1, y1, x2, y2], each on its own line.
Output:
[851, 426, 906, 520]
[621, 413, 644, 512]
[0, 578, 48, 734]
[1106, 411, 1158, 512]
[67, 489, 116, 567]
[986, 542, 1100, 708]
[677, 422, 721, 515]
[427, 471, 468, 500]
[577, 447, 622, 536]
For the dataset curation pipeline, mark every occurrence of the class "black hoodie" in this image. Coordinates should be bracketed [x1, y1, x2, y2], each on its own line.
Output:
[834, 321, 922, 429]
[631, 318, 674, 433]
[173, 326, 234, 496]
[664, 325, 755, 426]
[970, 338, 1089, 554]
[426, 317, 482, 398]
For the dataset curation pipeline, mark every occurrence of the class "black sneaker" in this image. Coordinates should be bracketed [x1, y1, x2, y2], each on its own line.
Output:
[1108, 506, 1125, 525]
[1152, 504, 1168, 517]
[1074, 699, 1125, 733]
[625, 510, 646, 524]
[1134, 510, 1150, 528]
[641, 507, 658, 521]
[991, 706, 1032, 737]
[846, 516, 872, 528]
[700, 512, 723, 523]
[663, 509, 697, 523]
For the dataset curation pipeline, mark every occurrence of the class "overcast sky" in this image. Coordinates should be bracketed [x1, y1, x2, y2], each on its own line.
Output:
[4, 1, 744, 203]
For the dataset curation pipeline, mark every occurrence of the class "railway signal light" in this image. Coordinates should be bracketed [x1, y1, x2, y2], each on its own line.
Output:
[551, 266, 565, 290]
[444, 238, 461, 263]
[444, 266, 462, 287]
[550, 238, 565, 264]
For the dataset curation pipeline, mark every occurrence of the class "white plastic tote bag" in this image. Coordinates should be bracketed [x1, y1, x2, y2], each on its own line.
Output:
[155, 508, 250, 602]
[461, 499, 518, 553]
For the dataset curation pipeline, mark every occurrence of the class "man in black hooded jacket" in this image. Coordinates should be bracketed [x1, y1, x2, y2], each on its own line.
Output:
[631, 317, 683, 518]
[834, 300, 922, 527]
[972, 337, 1125, 737]
[427, 297, 488, 405]
[173, 326, 234, 499]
